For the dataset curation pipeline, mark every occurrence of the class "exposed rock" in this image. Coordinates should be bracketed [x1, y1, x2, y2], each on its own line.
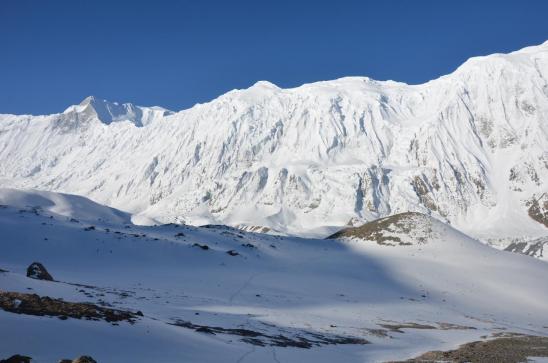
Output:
[0, 355, 32, 363]
[0, 290, 141, 323]
[170, 319, 369, 349]
[26, 262, 53, 281]
[376, 321, 476, 334]
[379, 322, 437, 333]
[327, 212, 436, 246]
[393, 333, 548, 363]
[528, 193, 548, 228]
[504, 236, 547, 259]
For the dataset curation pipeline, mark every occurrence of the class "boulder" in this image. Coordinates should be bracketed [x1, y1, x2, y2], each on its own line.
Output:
[26, 262, 53, 281]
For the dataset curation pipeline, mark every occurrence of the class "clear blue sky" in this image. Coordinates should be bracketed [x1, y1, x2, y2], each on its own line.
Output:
[1, 0, 547, 115]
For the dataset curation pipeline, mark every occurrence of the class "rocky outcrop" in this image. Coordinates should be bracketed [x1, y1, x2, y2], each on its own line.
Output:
[505, 236, 547, 259]
[396, 333, 548, 363]
[327, 212, 437, 246]
[0, 291, 142, 323]
[528, 193, 548, 228]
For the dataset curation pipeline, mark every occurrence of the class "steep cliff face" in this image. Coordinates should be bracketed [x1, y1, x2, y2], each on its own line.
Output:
[0, 42, 547, 242]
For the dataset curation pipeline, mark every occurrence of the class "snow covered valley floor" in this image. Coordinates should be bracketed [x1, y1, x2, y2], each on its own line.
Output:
[1, 189, 548, 362]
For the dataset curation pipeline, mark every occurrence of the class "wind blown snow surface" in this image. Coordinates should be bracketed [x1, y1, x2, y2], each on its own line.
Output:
[0, 42, 548, 245]
[1, 189, 548, 362]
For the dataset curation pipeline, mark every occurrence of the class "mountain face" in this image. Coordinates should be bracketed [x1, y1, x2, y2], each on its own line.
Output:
[0, 42, 547, 243]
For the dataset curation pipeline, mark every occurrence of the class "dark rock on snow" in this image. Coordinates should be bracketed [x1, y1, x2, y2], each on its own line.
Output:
[26, 262, 53, 281]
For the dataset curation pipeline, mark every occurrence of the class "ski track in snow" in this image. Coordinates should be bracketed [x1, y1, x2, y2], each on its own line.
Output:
[229, 273, 260, 304]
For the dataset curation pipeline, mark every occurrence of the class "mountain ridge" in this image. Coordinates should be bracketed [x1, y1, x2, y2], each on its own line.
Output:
[0, 41, 547, 245]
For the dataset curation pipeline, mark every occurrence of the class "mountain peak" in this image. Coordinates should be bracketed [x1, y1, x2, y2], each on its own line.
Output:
[1, 43, 547, 244]
[250, 80, 279, 89]
[79, 95, 96, 105]
[65, 96, 172, 127]
[79, 95, 111, 107]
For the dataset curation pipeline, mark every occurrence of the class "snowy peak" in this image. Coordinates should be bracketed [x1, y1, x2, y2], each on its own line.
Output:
[64, 96, 173, 126]
[451, 40, 548, 81]
[0, 41, 547, 246]
[250, 80, 279, 89]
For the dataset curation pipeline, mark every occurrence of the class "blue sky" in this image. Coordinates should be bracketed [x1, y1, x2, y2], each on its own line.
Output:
[1, 0, 547, 114]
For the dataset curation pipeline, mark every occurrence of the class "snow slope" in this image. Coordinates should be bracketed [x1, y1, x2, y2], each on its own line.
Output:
[0, 188, 131, 225]
[0, 42, 547, 244]
[1, 189, 548, 362]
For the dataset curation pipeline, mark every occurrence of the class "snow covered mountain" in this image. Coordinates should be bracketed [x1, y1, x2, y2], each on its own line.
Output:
[1, 42, 547, 244]
[63, 96, 173, 127]
[1, 189, 548, 362]
[0, 188, 131, 225]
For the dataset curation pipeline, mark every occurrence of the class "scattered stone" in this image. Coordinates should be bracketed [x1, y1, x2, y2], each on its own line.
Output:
[378, 322, 437, 333]
[171, 319, 369, 349]
[0, 290, 141, 323]
[393, 333, 548, 363]
[83, 226, 95, 231]
[364, 328, 390, 338]
[26, 262, 53, 281]
[436, 322, 476, 330]
[174, 232, 185, 237]
[192, 243, 209, 250]
[226, 250, 239, 256]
